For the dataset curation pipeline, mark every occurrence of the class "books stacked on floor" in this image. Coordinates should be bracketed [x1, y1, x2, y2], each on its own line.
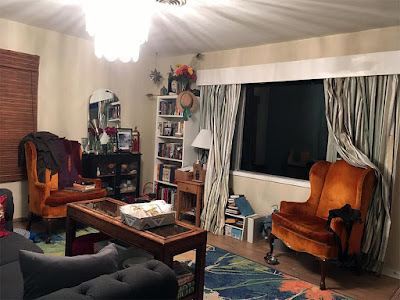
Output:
[156, 164, 177, 184]
[173, 261, 195, 299]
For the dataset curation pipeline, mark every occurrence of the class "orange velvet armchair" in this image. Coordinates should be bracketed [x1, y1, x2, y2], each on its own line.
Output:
[267, 160, 375, 290]
[25, 141, 106, 243]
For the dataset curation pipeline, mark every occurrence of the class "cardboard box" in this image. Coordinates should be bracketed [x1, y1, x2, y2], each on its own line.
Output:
[120, 203, 175, 230]
[175, 170, 193, 181]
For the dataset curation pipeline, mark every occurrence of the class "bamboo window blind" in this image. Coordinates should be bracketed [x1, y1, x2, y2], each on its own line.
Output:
[0, 49, 39, 183]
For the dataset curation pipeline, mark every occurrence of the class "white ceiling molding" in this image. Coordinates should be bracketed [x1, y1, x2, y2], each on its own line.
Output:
[196, 51, 400, 86]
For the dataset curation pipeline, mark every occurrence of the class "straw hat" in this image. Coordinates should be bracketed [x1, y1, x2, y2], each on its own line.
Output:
[176, 91, 197, 120]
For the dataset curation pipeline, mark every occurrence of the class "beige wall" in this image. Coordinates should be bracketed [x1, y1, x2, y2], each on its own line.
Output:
[0, 18, 158, 218]
[158, 26, 400, 277]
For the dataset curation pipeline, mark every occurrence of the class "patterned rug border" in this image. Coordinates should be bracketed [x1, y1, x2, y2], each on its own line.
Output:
[206, 243, 356, 300]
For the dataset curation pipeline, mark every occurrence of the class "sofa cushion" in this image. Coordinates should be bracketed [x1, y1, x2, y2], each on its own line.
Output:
[0, 260, 24, 299]
[19, 243, 118, 299]
[37, 260, 179, 300]
[46, 188, 106, 206]
[0, 195, 10, 237]
[0, 232, 43, 266]
[272, 212, 335, 246]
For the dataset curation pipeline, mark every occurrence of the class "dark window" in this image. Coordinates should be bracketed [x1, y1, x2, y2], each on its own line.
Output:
[240, 80, 328, 180]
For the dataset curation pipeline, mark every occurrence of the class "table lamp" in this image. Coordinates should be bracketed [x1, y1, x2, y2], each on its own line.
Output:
[191, 129, 212, 163]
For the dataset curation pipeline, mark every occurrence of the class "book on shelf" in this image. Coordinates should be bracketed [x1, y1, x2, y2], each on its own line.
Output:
[154, 182, 177, 204]
[157, 164, 177, 183]
[158, 143, 183, 160]
[226, 208, 240, 215]
[232, 195, 254, 217]
[159, 100, 183, 116]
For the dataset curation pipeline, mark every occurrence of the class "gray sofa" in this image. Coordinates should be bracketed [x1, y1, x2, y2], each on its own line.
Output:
[0, 189, 178, 299]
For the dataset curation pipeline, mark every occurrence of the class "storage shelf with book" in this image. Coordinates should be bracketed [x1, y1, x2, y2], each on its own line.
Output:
[154, 95, 199, 205]
[224, 195, 256, 241]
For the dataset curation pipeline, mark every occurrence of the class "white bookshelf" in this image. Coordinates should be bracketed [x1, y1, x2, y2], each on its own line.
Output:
[153, 95, 199, 200]
[224, 212, 257, 241]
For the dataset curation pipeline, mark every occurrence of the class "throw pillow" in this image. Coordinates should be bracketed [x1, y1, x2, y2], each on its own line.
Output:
[0, 195, 10, 237]
[19, 243, 118, 299]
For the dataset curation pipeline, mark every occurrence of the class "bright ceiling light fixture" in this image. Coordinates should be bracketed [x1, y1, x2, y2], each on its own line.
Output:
[82, 0, 186, 63]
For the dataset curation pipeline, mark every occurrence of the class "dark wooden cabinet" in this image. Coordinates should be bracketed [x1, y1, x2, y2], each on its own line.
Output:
[82, 152, 141, 202]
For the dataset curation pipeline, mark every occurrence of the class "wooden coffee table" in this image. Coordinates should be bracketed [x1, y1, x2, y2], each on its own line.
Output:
[65, 198, 207, 300]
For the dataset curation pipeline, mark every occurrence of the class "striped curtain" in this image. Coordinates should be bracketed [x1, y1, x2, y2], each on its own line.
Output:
[324, 75, 400, 273]
[199, 84, 242, 234]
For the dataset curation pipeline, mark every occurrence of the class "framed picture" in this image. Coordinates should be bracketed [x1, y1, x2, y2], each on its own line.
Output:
[168, 75, 178, 94]
[117, 128, 132, 151]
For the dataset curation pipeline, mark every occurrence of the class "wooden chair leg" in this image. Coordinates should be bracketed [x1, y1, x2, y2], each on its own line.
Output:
[319, 258, 328, 290]
[268, 232, 276, 256]
[26, 212, 33, 231]
[45, 218, 54, 244]
[264, 232, 277, 264]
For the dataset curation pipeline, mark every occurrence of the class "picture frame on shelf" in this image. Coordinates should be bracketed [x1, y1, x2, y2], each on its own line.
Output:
[117, 128, 132, 151]
[168, 75, 178, 94]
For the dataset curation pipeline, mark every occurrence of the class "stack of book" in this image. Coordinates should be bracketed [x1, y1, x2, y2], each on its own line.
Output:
[72, 181, 95, 191]
[173, 261, 195, 299]
[226, 198, 240, 215]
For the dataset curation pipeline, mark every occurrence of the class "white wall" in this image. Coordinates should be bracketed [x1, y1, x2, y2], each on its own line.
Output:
[158, 26, 400, 277]
[0, 18, 158, 218]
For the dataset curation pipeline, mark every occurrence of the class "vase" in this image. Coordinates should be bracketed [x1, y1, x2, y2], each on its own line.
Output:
[107, 141, 115, 153]
[178, 81, 189, 94]
[93, 139, 102, 154]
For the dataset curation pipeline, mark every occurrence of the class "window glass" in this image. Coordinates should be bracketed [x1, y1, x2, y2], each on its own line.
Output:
[240, 80, 328, 180]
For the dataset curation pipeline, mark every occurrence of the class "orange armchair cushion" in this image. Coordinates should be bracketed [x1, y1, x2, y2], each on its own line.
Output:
[46, 189, 107, 206]
[272, 213, 336, 246]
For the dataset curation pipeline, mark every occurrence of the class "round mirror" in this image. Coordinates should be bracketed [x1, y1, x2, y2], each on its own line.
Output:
[87, 88, 121, 152]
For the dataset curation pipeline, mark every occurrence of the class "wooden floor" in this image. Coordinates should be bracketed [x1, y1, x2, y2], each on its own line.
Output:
[208, 233, 400, 300]
[15, 220, 399, 299]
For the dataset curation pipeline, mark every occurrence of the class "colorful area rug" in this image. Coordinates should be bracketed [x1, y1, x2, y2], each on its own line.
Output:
[35, 230, 354, 300]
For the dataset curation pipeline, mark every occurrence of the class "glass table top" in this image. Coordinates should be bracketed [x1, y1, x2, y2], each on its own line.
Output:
[146, 223, 191, 237]
[82, 200, 122, 218]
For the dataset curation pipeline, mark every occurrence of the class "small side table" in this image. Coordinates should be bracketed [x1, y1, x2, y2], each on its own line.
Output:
[176, 180, 204, 227]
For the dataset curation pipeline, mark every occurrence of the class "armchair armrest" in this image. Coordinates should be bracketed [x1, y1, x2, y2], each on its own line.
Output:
[78, 175, 102, 189]
[280, 201, 315, 215]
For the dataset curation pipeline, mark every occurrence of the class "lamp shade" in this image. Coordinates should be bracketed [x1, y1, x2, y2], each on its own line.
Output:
[191, 129, 212, 150]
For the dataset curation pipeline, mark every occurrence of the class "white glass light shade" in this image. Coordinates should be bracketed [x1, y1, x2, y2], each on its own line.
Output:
[191, 129, 212, 150]
[83, 0, 155, 63]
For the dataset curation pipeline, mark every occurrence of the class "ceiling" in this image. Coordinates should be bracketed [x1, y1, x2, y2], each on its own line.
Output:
[0, 0, 399, 57]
